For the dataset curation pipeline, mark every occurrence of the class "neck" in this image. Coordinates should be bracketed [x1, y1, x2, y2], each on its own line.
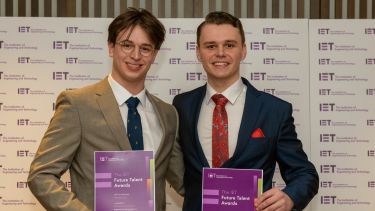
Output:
[208, 77, 240, 93]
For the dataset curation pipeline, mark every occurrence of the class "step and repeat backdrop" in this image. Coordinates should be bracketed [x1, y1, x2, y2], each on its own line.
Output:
[0, 17, 374, 211]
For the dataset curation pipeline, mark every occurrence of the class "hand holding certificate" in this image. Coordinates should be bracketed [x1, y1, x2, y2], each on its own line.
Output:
[202, 168, 263, 211]
[95, 151, 155, 211]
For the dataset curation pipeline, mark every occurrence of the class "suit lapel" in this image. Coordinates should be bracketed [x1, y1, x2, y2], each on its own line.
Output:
[231, 78, 262, 159]
[95, 78, 132, 150]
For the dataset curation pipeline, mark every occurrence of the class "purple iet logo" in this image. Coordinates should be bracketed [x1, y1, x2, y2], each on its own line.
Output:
[0, 40, 4, 49]
[263, 58, 275, 64]
[169, 28, 181, 34]
[367, 119, 375, 126]
[169, 58, 181, 64]
[169, 89, 181, 96]
[318, 28, 330, 35]
[0, 102, 3, 111]
[53, 41, 69, 49]
[18, 88, 30, 94]
[17, 182, 28, 188]
[53, 72, 69, 80]
[18, 26, 30, 32]
[320, 165, 336, 173]
[366, 58, 375, 64]
[320, 103, 335, 112]
[250, 72, 266, 81]
[320, 150, 332, 157]
[320, 120, 331, 126]
[66, 27, 78, 33]
[65, 181, 72, 188]
[321, 196, 336, 204]
[319, 42, 334, 51]
[366, 89, 375, 95]
[17, 119, 30, 126]
[319, 89, 331, 95]
[18, 57, 30, 63]
[263, 89, 275, 95]
[263, 28, 274, 34]
[368, 150, 375, 157]
[319, 58, 330, 65]
[320, 181, 332, 188]
[369, 181, 375, 188]
[186, 72, 202, 80]
[319, 73, 334, 81]
[320, 134, 335, 142]
[66, 57, 78, 64]
[0, 71, 3, 79]
[186, 42, 196, 50]
[17, 150, 30, 157]
[250, 42, 266, 50]
[365, 28, 375, 34]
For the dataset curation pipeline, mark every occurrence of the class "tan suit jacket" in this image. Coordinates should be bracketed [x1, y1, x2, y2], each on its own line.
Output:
[28, 78, 184, 211]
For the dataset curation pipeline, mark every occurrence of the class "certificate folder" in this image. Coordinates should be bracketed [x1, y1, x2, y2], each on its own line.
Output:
[94, 151, 155, 211]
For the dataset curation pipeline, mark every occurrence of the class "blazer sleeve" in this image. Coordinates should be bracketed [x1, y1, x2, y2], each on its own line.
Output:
[165, 106, 185, 196]
[27, 91, 90, 211]
[276, 103, 319, 210]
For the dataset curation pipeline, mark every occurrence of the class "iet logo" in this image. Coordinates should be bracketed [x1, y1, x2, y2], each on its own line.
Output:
[319, 73, 335, 81]
[320, 103, 335, 112]
[17, 150, 30, 157]
[17, 182, 28, 188]
[320, 120, 331, 126]
[18, 26, 30, 32]
[18, 88, 30, 94]
[66, 27, 78, 33]
[0, 71, 3, 79]
[319, 58, 330, 65]
[53, 72, 69, 80]
[66, 57, 78, 64]
[250, 72, 266, 80]
[319, 42, 334, 51]
[186, 72, 202, 80]
[368, 150, 374, 157]
[169, 28, 181, 34]
[18, 57, 30, 63]
[263, 28, 274, 34]
[320, 150, 332, 157]
[169, 58, 181, 64]
[320, 165, 336, 173]
[0, 40, 4, 49]
[53, 41, 69, 49]
[365, 28, 375, 34]
[366, 89, 375, 95]
[319, 89, 331, 95]
[367, 119, 375, 126]
[320, 134, 335, 142]
[250, 42, 266, 50]
[321, 196, 336, 204]
[263, 58, 275, 64]
[320, 181, 333, 188]
[17, 119, 30, 125]
[369, 181, 375, 188]
[318, 28, 330, 35]
[366, 58, 375, 64]
[65, 181, 72, 188]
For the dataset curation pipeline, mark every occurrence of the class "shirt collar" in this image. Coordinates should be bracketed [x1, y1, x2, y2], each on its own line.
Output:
[108, 74, 146, 107]
[205, 78, 245, 105]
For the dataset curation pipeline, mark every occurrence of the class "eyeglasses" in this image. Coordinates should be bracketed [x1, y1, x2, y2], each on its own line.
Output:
[116, 40, 155, 57]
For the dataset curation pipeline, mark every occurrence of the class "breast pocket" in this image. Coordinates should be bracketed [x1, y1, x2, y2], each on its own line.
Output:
[243, 137, 273, 159]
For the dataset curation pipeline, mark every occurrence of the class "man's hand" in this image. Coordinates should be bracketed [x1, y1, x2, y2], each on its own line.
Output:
[254, 188, 294, 211]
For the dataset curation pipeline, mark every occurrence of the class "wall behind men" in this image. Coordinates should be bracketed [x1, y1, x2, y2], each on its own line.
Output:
[0, 17, 374, 211]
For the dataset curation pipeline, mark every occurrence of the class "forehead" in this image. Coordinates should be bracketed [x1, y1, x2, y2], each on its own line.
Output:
[199, 24, 242, 44]
[116, 25, 153, 44]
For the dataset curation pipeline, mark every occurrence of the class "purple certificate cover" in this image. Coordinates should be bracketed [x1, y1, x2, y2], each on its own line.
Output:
[202, 168, 263, 211]
[94, 151, 154, 211]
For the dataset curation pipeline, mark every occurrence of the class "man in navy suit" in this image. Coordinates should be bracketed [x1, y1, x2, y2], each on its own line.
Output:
[173, 11, 318, 211]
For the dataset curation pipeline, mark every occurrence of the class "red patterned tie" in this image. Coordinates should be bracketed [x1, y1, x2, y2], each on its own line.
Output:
[211, 94, 229, 168]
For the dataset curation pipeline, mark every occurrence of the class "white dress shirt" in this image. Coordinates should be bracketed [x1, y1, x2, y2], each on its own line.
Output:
[197, 79, 247, 167]
[108, 74, 163, 152]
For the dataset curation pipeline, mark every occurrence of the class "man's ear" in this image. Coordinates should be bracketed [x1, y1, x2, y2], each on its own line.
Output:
[108, 42, 114, 57]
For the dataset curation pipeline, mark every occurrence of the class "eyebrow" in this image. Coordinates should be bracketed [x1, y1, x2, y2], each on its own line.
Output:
[202, 40, 238, 45]
[119, 39, 154, 47]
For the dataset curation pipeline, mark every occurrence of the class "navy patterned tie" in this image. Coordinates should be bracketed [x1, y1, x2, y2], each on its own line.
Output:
[126, 97, 144, 150]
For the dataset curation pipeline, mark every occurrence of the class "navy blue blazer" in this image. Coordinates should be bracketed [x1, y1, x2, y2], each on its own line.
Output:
[173, 77, 319, 211]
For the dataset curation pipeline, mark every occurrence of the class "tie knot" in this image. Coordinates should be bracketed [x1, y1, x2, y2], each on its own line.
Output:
[126, 97, 140, 109]
[212, 94, 228, 106]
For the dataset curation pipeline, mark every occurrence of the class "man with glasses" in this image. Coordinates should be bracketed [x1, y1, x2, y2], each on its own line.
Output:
[28, 8, 184, 211]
